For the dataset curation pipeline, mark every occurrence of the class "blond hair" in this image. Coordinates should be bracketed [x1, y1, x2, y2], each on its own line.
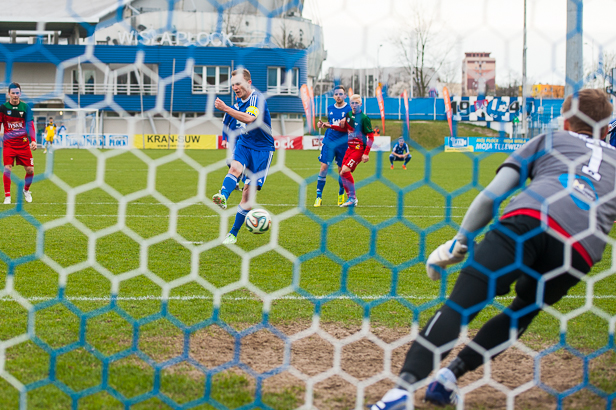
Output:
[350, 94, 362, 102]
[231, 68, 251, 82]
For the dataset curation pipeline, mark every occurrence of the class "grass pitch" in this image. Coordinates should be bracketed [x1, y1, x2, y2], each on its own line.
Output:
[0, 121, 614, 409]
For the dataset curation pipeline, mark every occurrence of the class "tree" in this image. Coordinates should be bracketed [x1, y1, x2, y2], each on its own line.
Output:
[584, 50, 616, 91]
[496, 71, 522, 97]
[392, 9, 454, 97]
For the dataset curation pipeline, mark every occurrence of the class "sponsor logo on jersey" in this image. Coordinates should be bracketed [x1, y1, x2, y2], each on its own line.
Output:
[6, 110, 10, 115]
[6, 121, 22, 130]
[19, 112, 23, 116]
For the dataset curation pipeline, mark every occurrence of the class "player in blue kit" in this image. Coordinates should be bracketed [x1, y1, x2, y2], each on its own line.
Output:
[213, 68, 275, 244]
[389, 138, 411, 170]
[314, 85, 352, 207]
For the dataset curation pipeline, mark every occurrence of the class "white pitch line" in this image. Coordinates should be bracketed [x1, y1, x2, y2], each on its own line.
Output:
[27, 214, 465, 219]
[27, 203, 468, 209]
[0, 294, 612, 302]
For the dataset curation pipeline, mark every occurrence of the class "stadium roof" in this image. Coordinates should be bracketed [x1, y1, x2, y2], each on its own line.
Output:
[0, 0, 130, 37]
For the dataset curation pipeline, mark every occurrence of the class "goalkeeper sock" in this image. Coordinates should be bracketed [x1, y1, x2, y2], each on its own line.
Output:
[25, 172, 33, 191]
[221, 173, 238, 199]
[338, 175, 344, 195]
[229, 205, 249, 236]
[316, 171, 327, 198]
[3, 170, 10, 196]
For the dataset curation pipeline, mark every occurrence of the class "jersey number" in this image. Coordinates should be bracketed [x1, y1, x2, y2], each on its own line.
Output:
[347, 159, 356, 167]
[582, 142, 602, 181]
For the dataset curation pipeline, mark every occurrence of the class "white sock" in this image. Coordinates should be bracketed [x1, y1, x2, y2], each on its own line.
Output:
[436, 368, 457, 390]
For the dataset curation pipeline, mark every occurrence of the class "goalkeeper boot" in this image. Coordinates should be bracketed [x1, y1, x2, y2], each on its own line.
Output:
[425, 368, 459, 406]
[222, 233, 237, 244]
[3, 196, 10, 205]
[340, 197, 358, 208]
[314, 197, 322, 207]
[212, 192, 227, 210]
[337, 193, 345, 206]
[23, 190, 32, 203]
[368, 388, 409, 410]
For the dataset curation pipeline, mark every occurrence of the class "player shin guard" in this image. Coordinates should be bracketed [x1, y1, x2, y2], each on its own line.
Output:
[338, 175, 344, 195]
[3, 170, 10, 197]
[230, 205, 249, 236]
[341, 172, 355, 199]
[25, 172, 33, 191]
[221, 174, 239, 199]
[316, 171, 327, 198]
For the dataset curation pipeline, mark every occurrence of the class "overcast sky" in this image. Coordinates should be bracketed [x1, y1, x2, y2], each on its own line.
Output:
[303, 0, 616, 85]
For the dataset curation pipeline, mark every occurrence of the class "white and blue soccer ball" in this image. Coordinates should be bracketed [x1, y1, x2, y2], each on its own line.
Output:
[245, 209, 272, 234]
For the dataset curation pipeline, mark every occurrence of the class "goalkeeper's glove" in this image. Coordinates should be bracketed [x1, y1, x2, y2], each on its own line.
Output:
[426, 239, 468, 281]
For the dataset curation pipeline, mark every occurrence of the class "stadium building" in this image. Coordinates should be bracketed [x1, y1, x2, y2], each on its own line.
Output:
[0, 0, 325, 141]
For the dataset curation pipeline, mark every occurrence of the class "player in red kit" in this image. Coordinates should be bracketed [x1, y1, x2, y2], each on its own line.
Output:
[319, 94, 374, 207]
[0, 83, 37, 204]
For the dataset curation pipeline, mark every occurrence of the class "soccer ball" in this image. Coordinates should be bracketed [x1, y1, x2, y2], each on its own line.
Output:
[245, 209, 272, 234]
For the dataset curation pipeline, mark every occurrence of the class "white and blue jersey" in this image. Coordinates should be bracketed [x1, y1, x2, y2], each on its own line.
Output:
[231, 90, 274, 152]
[319, 103, 351, 166]
[392, 142, 410, 156]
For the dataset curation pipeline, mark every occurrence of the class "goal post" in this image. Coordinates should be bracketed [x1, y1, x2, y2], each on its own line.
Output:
[33, 108, 100, 137]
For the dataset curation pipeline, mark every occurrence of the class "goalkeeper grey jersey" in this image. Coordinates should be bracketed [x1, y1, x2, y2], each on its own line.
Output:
[499, 130, 616, 265]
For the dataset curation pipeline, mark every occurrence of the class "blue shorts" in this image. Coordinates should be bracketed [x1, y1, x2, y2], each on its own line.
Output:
[319, 138, 347, 167]
[233, 144, 274, 188]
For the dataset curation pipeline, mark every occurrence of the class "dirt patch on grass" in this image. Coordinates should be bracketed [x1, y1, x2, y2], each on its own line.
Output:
[116, 321, 612, 409]
[184, 321, 611, 409]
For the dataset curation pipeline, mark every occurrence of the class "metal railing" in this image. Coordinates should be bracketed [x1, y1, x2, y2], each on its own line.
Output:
[17, 83, 159, 100]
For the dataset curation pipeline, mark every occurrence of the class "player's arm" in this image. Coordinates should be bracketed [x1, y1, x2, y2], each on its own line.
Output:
[215, 98, 257, 124]
[362, 116, 374, 157]
[329, 120, 347, 132]
[426, 167, 524, 280]
[26, 107, 36, 150]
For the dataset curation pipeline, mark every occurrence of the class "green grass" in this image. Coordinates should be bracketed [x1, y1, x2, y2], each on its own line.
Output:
[0, 120, 613, 408]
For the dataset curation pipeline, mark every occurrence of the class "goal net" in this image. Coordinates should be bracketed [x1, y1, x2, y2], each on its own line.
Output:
[0, 1, 614, 410]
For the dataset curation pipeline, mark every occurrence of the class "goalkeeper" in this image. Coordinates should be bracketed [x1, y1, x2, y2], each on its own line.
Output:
[372, 89, 616, 409]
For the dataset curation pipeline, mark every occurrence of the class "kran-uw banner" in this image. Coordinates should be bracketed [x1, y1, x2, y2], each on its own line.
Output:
[134, 134, 218, 149]
[445, 136, 530, 152]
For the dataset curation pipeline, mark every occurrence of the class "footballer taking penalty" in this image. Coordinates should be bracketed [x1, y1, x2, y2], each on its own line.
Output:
[371, 89, 616, 409]
[212, 68, 274, 244]
[0, 82, 36, 204]
[319, 94, 374, 207]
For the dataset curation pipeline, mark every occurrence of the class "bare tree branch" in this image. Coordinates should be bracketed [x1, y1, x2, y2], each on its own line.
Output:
[391, 9, 455, 97]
